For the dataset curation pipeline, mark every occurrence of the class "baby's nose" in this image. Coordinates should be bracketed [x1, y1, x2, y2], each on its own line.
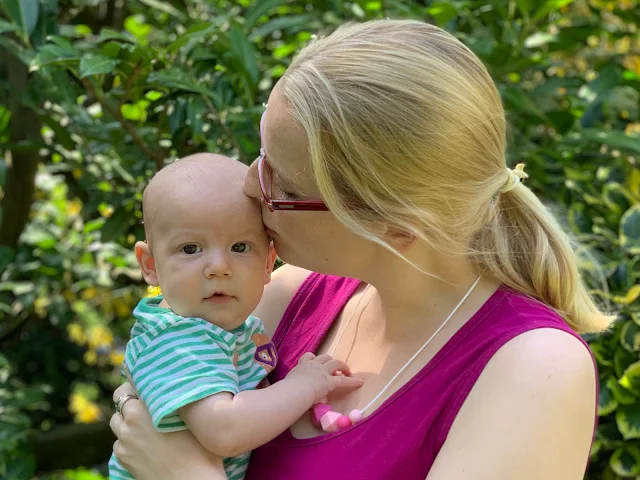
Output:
[204, 251, 232, 277]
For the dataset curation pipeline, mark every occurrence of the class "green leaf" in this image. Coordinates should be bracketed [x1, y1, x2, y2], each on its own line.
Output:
[426, 2, 459, 26]
[565, 130, 640, 155]
[165, 23, 215, 53]
[147, 70, 222, 104]
[121, 100, 149, 122]
[607, 377, 637, 406]
[29, 38, 79, 70]
[610, 445, 640, 475]
[0, 246, 16, 273]
[100, 208, 132, 242]
[614, 285, 640, 305]
[0, 448, 36, 480]
[229, 26, 259, 86]
[598, 380, 619, 416]
[0, 18, 19, 35]
[591, 342, 614, 367]
[620, 205, 640, 255]
[603, 183, 632, 215]
[501, 86, 547, 121]
[568, 203, 593, 234]
[619, 361, 640, 395]
[532, 0, 575, 22]
[249, 15, 314, 39]
[98, 28, 135, 43]
[39, 114, 75, 150]
[138, 0, 185, 19]
[621, 321, 640, 353]
[29, 0, 57, 47]
[2, 0, 39, 39]
[524, 32, 556, 48]
[79, 54, 121, 78]
[578, 63, 621, 104]
[244, 0, 283, 30]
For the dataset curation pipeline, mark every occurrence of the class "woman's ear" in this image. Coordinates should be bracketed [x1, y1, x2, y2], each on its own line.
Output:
[135, 241, 159, 286]
[379, 223, 417, 253]
[263, 242, 278, 285]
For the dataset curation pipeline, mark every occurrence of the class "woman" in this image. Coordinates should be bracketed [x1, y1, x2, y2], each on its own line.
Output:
[110, 19, 611, 479]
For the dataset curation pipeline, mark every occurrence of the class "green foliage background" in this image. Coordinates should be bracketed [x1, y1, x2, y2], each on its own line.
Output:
[0, 0, 639, 478]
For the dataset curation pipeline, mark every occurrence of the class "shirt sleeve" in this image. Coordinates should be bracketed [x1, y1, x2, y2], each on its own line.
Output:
[131, 321, 239, 428]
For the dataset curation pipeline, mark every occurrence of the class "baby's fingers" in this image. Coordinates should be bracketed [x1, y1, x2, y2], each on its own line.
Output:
[324, 359, 353, 377]
[331, 375, 364, 390]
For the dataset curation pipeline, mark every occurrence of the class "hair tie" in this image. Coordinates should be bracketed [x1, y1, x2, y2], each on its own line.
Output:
[498, 163, 528, 193]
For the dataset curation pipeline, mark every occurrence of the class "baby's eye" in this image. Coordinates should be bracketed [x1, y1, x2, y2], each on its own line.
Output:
[182, 244, 202, 254]
[231, 243, 250, 253]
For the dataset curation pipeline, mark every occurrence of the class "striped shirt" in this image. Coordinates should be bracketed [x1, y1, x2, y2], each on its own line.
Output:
[109, 295, 275, 480]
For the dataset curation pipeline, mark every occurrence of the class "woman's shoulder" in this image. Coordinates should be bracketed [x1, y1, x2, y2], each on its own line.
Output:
[253, 264, 314, 337]
[433, 325, 596, 477]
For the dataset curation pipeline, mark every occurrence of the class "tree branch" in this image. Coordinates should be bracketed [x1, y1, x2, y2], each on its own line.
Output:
[0, 47, 41, 249]
[82, 79, 165, 171]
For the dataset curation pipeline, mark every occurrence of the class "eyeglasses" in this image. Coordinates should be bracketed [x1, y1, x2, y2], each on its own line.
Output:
[257, 149, 329, 212]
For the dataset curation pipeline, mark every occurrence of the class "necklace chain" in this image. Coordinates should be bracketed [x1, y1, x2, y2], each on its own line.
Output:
[327, 276, 482, 414]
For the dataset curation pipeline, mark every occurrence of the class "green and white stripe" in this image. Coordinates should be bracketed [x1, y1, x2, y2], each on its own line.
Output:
[109, 295, 269, 480]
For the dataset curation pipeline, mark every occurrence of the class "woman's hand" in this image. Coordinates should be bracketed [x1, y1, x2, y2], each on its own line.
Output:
[110, 383, 227, 480]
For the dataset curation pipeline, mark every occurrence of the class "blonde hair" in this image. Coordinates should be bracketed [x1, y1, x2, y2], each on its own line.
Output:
[281, 19, 613, 334]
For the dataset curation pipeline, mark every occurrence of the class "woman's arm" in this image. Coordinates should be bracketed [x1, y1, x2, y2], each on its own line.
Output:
[426, 328, 597, 480]
[110, 383, 228, 480]
[253, 263, 312, 337]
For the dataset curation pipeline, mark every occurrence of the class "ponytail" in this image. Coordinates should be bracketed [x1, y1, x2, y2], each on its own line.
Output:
[471, 182, 614, 334]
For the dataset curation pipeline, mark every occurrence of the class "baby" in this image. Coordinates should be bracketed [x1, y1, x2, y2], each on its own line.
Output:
[109, 154, 363, 480]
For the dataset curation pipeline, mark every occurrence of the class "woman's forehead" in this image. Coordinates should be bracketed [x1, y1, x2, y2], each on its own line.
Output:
[262, 95, 307, 164]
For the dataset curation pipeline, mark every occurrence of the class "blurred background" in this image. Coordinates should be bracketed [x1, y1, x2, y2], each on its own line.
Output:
[0, 0, 638, 479]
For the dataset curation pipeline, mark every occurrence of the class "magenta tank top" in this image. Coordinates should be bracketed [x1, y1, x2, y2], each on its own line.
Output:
[245, 273, 598, 480]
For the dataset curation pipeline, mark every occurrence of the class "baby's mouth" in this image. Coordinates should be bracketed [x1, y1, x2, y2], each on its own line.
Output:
[204, 292, 234, 304]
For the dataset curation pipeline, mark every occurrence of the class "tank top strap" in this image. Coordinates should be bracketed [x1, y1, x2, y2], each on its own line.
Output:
[269, 273, 361, 383]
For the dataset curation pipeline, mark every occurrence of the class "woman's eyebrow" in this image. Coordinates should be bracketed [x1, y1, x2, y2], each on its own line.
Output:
[264, 147, 298, 187]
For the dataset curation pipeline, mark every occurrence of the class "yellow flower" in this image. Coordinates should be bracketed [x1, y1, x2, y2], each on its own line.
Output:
[99, 205, 115, 218]
[109, 350, 125, 367]
[146, 286, 162, 297]
[623, 56, 640, 77]
[81, 287, 97, 300]
[626, 123, 640, 135]
[84, 350, 97, 366]
[88, 325, 114, 350]
[616, 37, 631, 54]
[67, 198, 83, 217]
[112, 298, 131, 318]
[67, 323, 86, 346]
[77, 403, 101, 423]
[34, 297, 50, 318]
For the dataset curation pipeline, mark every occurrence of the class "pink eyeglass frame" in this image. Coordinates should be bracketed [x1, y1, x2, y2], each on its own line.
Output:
[257, 151, 329, 211]
[257, 111, 329, 212]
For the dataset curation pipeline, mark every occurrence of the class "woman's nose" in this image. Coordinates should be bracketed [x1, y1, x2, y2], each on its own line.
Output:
[243, 158, 261, 199]
[204, 251, 232, 278]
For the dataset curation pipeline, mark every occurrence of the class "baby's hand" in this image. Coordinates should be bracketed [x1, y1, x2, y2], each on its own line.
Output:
[286, 352, 364, 405]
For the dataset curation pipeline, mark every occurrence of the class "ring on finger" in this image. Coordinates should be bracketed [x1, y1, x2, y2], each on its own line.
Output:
[115, 393, 139, 417]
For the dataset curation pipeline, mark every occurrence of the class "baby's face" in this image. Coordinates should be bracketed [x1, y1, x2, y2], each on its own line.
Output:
[148, 184, 272, 330]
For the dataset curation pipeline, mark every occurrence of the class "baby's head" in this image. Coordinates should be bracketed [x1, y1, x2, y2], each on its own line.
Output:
[135, 153, 276, 330]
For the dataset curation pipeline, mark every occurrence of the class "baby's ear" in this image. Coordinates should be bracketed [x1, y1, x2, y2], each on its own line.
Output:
[135, 241, 159, 286]
[263, 242, 277, 285]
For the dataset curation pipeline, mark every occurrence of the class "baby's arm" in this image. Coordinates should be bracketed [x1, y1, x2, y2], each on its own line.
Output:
[179, 352, 363, 457]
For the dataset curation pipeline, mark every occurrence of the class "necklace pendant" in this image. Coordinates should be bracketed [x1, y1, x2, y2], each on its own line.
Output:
[311, 403, 364, 432]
